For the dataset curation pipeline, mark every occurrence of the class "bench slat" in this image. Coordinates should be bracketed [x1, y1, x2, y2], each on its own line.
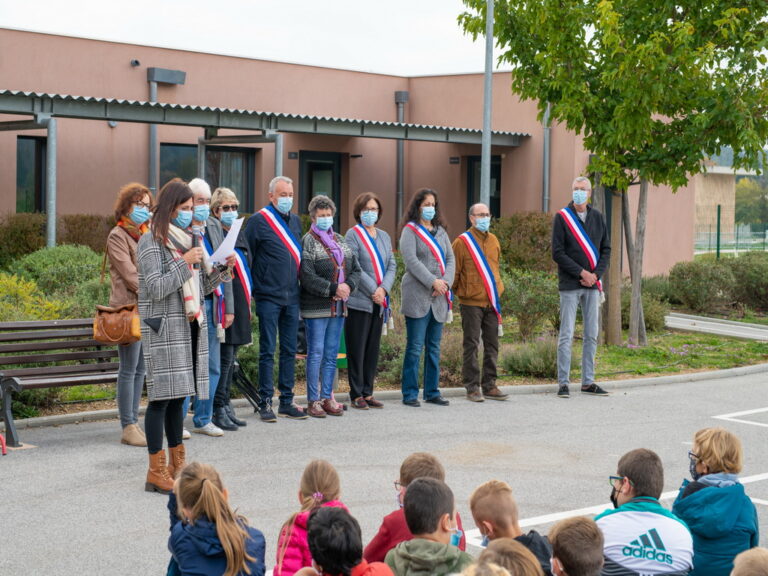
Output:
[16, 372, 119, 389]
[0, 339, 114, 354]
[0, 328, 95, 342]
[0, 319, 92, 331]
[0, 349, 118, 366]
[2, 361, 120, 378]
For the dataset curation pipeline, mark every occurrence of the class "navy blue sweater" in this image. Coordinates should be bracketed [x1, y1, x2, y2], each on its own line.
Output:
[244, 206, 303, 306]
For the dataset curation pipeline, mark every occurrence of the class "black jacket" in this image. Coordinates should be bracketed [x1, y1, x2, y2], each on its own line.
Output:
[516, 530, 553, 576]
[244, 206, 302, 306]
[551, 203, 611, 291]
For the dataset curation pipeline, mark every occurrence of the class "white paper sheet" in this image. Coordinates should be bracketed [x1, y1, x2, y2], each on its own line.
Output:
[208, 217, 243, 264]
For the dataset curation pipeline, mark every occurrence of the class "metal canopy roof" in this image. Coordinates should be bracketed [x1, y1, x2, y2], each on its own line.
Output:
[0, 90, 528, 146]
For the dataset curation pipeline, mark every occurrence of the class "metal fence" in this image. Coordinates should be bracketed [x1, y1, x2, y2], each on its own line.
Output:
[695, 223, 768, 254]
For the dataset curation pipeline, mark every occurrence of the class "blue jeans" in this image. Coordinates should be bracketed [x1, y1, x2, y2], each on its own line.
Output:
[304, 316, 345, 401]
[557, 289, 600, 387]
[401, 310, 444, 402]
[256, 298, 299, 407]
[116, 340, 145, 428]
[183, 299, 221, 427]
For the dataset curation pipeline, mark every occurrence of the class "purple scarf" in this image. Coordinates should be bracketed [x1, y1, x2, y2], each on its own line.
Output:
[310, 223, 345, 285]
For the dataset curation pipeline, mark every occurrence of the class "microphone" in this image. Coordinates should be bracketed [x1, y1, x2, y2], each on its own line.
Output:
[191, 225, 201, 270]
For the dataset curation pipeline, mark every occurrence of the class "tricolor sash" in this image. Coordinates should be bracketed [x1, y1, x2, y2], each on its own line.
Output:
[232, 247, 252, 319]
[405, 222, 453, 322]
[202, 234, 226, 341]
[353, 224, 394, 333]
[259, 204, 301, 270]
[559, 206, 602, 292]
[458, 231, 503, 336]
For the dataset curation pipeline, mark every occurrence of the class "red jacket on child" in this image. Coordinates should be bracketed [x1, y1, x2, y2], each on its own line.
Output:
[363, 508, 467, 563]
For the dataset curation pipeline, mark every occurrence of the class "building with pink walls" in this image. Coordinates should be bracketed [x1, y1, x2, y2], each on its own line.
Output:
[0, 28, 695, 275]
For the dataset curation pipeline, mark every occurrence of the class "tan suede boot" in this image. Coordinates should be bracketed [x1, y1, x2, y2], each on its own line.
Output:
[121, 424, 147, 447]
[167, 444, 186, 479]
[145, 451, 174, 494]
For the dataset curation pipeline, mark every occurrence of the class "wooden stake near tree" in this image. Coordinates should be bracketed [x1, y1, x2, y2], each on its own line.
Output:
[460, 0, 768, 347]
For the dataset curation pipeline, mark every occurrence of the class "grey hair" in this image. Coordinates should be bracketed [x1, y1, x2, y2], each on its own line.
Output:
[308, 194, 336, 218]
[468, 203, 489, 217]
[572, 176, 592, 190]
[269, 176, 294, 194]
[188, 177, 212, 198]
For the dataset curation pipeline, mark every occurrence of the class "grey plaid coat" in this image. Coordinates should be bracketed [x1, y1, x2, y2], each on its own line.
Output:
[137, 233, 228, 402]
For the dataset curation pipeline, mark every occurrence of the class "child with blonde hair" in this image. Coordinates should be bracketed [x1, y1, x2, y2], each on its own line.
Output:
[477, 539, 544, 576]
[731, 547, 768, 576]
[169, 461, 265, 576]
[276, 459, 347, 576]
[672, 427, 758, 576]
[470, 480, 552, 575]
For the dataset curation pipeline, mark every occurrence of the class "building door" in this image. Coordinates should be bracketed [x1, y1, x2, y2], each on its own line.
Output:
[467, 156, 502, 222]
[299, 151, 342, 226]
[16, 136, 47, 213]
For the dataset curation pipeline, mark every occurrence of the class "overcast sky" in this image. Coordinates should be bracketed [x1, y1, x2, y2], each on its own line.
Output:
[1, 0, 508, 76]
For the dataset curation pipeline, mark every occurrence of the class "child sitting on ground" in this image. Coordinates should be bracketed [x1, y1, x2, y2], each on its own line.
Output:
[547, 517, 603, 576]
[364, 452, 466, 562]
[295, 507, 394, 576]
[470, 480, 552, 576]
[731, 547, 768, 576]
[275, 459, 348, 576]
[474, 538, 544, 576]
[168, 461, 266, 576]
[385, 477, 474, 576]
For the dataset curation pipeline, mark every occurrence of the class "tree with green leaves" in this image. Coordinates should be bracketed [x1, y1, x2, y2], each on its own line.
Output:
[460, 0, 768, 345]
[736, 176, 768, 229]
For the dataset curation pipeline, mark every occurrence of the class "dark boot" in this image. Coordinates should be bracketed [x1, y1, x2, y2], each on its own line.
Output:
[225, 403, 247, 427]
[212, 406, 238, 431]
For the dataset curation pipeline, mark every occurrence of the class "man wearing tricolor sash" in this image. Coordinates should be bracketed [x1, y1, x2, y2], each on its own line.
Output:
[551, 176, 611, 398]
[451, 203, 508, 403]
[244, 176, 308, 422]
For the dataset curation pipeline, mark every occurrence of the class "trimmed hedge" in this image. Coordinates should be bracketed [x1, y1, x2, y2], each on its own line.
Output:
[669, 260, 735, 313]
[725, 252, 768, 311]
[493, 212, 555, 273]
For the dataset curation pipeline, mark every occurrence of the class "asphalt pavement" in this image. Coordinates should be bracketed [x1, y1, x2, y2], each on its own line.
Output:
[2, 365, 768, 575]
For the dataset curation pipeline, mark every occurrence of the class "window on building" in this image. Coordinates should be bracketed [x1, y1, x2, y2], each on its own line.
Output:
[160, 144, 255, 212]
[467, 155, 502, 221]
[16, 136, 46, 213]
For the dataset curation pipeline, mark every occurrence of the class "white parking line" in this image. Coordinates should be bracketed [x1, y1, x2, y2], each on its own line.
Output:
[714, 407, 768, 428]
[465, 471, 768, 547]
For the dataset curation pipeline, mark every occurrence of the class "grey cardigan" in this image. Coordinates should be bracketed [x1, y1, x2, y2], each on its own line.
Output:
[399, 224, 455, 322]
[344, 226, 396, 314]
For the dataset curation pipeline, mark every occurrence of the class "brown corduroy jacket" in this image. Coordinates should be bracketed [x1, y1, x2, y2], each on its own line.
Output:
[451, 228, 504, 307]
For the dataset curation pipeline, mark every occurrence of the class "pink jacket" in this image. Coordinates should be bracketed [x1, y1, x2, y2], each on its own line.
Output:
[274, 500, 348, 576]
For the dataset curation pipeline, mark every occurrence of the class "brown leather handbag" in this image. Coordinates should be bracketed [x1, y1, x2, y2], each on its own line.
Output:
[93, 304, 142, 345]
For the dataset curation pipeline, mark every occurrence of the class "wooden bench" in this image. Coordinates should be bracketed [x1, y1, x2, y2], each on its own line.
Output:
[0, 319, 119, 448]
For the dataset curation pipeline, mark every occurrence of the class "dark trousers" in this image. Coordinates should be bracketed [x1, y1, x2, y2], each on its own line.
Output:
[256, 299, 298, 407]
[214, 343, 240, 409]
[460, 304, 499, 393]
[145, 321, 198, 454]
[344, 307, 384, 400]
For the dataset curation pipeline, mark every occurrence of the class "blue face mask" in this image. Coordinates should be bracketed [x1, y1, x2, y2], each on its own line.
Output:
[474, 216, 491, 233]
[277, 196, 293, 214]
[130, 205, 150, 226]
[450, 527, 463, 548]
[421, 206, 436, 222]
[573, 189, 589, 205]
[315, 216, 334, 231]
[689, 453, 702, 481]
[193, 204, 210, 222]
[173, 209, 193, 229]
[481, 534, 489, 548]
[361, 210, 378, 227]
[220, 210, 238, 227]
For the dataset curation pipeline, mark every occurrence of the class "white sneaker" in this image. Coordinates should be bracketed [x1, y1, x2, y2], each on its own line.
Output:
[182, 428, 191, 440]
[192, 422, 224, 437]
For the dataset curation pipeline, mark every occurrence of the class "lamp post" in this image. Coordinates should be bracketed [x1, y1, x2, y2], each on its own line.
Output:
[147, 67, 186, 193]
[480, 0, 494, 207]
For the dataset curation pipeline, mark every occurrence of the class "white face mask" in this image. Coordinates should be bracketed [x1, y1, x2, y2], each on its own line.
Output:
[572, 189, 589, 205]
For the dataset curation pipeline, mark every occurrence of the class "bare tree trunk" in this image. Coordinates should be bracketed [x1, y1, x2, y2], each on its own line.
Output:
[633, 180, 649, 345]
[606, 189, 623, 345]
[593, 179, 607, 345]
[622, 185, 647, 345]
